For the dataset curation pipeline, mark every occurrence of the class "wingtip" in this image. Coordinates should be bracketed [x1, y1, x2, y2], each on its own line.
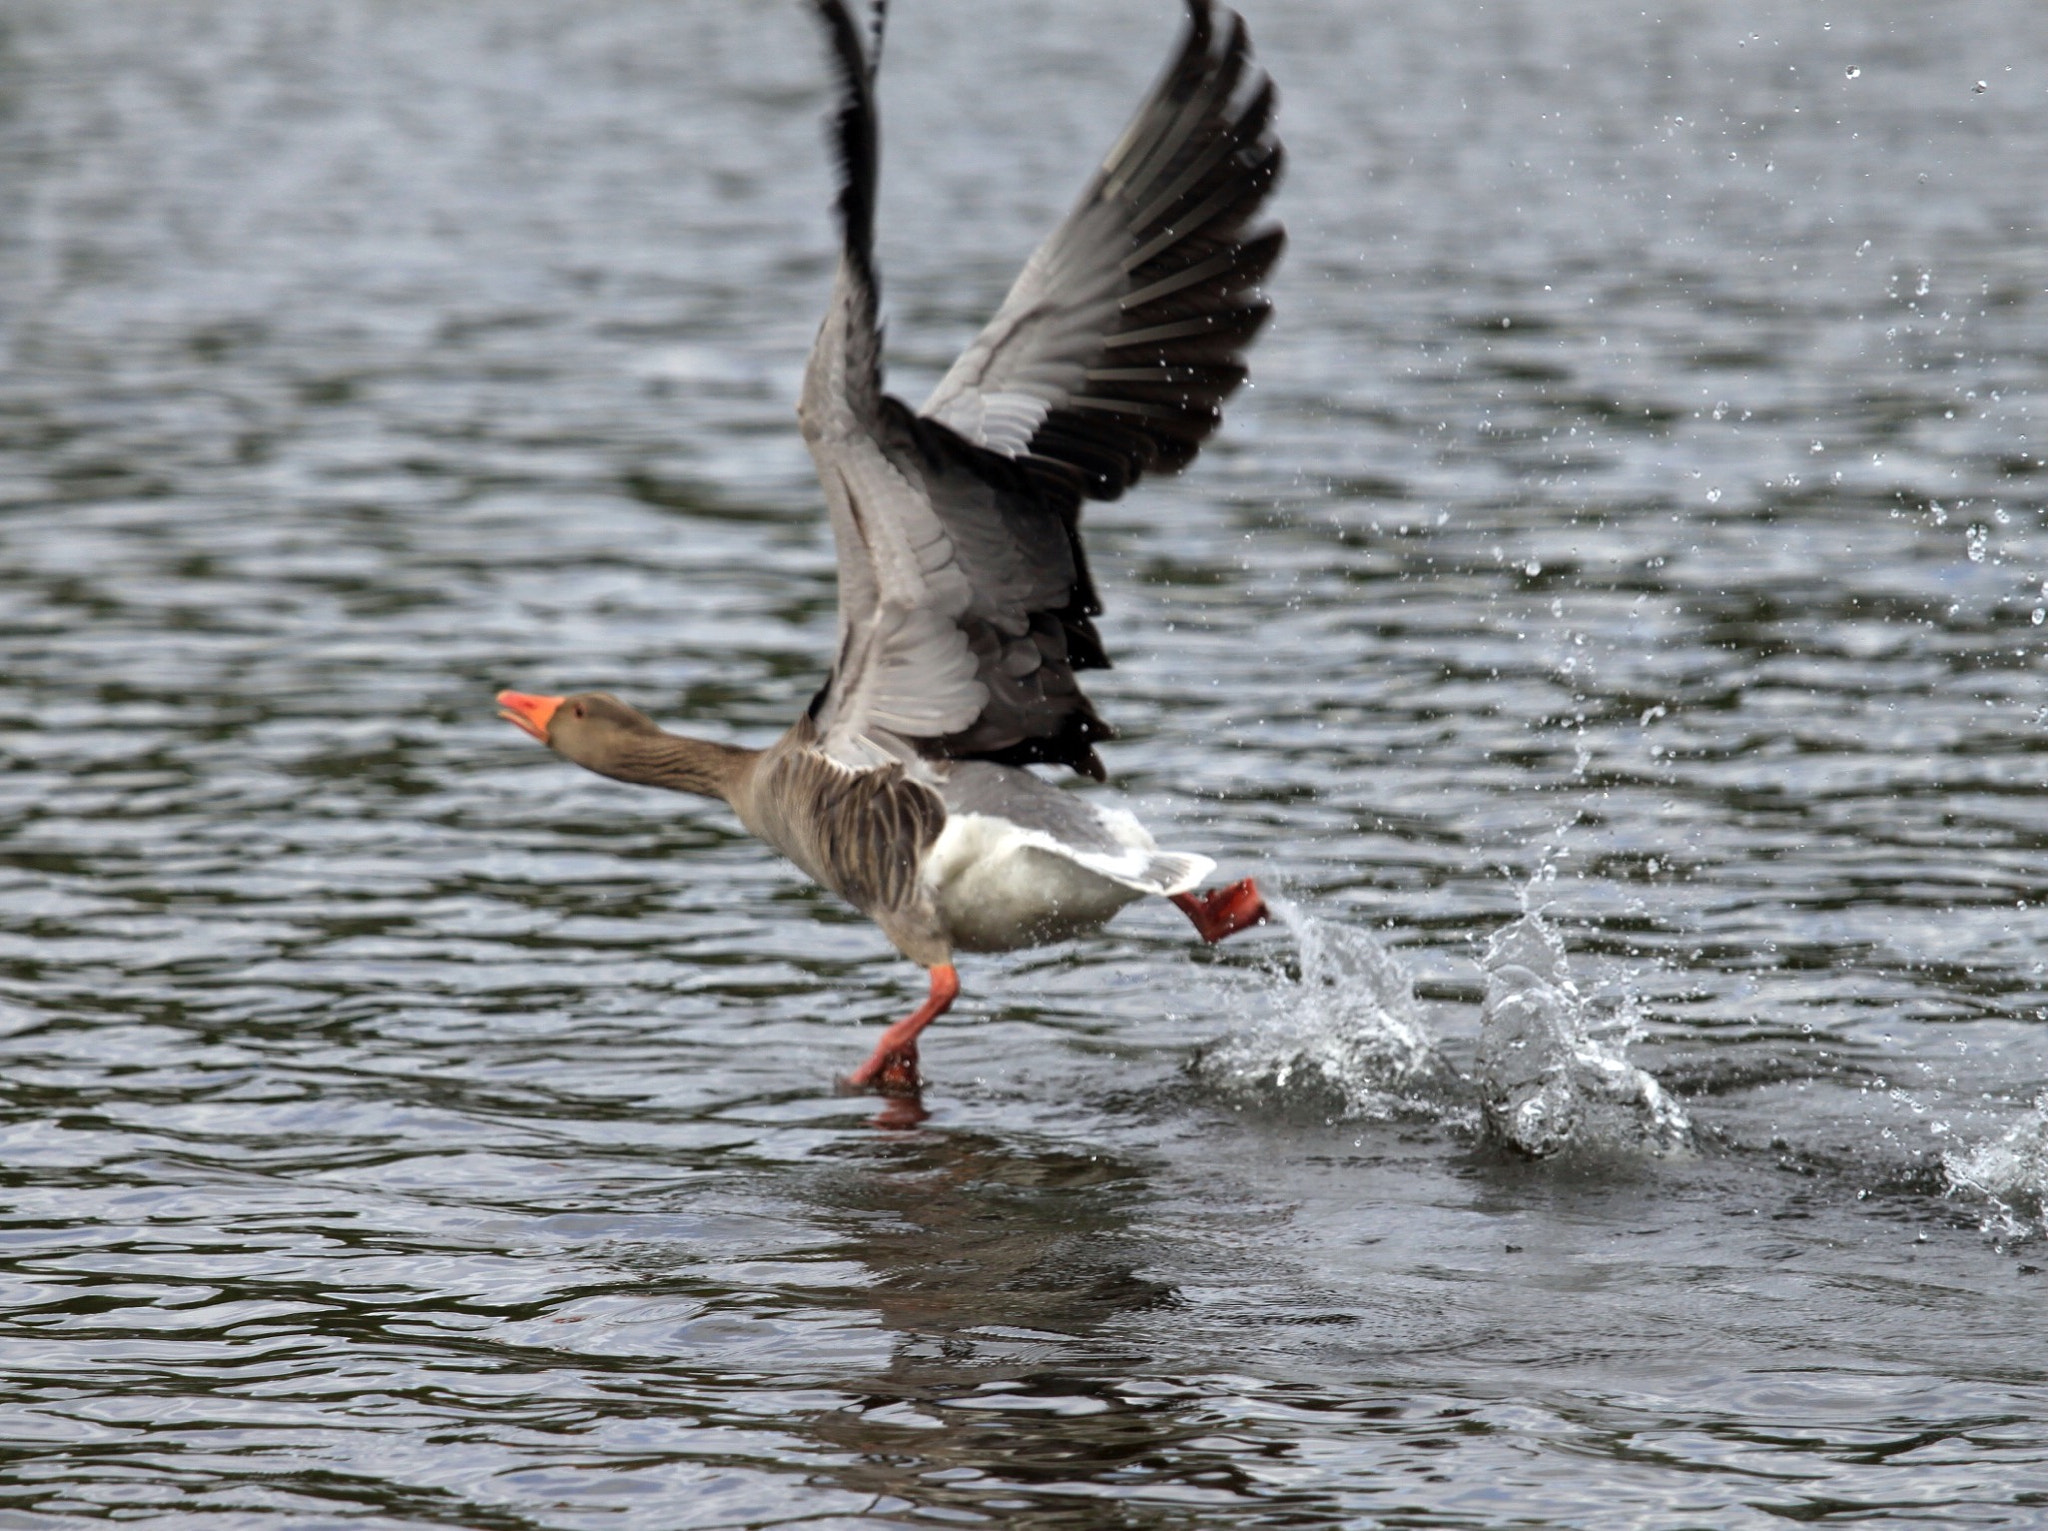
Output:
[809, 0, 881, 280]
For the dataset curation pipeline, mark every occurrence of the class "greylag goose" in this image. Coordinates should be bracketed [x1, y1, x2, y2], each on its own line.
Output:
[498, 0, 1283, 1095]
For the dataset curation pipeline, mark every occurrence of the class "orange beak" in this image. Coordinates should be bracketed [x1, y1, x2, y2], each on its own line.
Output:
[496, 690, 563, 743]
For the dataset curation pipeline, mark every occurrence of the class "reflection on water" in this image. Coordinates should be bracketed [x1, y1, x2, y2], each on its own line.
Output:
[797, 1133, 1281, 1520]
[6, 0, 2048, 1524]
[816, 1131, 1176, 1358]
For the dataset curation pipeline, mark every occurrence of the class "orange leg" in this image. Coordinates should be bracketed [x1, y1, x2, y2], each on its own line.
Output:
[845, 964, 959, 1095]
[1172, 877, 1270, 943]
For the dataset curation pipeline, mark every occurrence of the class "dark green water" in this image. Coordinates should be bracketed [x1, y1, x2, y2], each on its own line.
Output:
[4, 1, 2048, 1525]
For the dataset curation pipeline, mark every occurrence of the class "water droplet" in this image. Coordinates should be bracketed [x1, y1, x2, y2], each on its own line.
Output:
[1706, 487, 1722, 503]
[2031, 608, 2043, 625]
[1975, 80, 1989, 94]
[1810, 440, 1824, 454]
[1523, 559, 1542, 577]
[1845, 65, 1861, 79]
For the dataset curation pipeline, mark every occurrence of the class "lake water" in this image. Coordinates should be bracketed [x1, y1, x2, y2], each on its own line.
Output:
[5, 1, 2048, 1525]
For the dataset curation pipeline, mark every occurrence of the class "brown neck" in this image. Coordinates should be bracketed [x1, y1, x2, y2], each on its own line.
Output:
[588, 731, 758, 803]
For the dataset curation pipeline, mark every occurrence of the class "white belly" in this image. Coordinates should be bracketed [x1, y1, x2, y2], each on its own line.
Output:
[923, 813, 1146, 954]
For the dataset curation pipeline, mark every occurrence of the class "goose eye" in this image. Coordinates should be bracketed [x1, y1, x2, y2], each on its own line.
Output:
[572, 703, 587, 719]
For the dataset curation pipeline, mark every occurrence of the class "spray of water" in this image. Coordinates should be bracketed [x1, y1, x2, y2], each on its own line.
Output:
[1190, 895, 1689, 1153]
[1193, 898, 1447, 1120]
[1478, 913, 1691, 1156]
[1943, 1095, 2048, 1242]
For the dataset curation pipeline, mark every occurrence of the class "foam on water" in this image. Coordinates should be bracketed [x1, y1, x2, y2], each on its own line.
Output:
[1193, 900, 1447, 1119]
[1478, 913, 1691, 1156]
[1943, 1095, 2048, 1242]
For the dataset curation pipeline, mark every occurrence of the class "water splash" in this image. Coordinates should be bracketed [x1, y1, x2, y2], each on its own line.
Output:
[1943, 1095, 2048, 1242]
[1478, 914, 1690, 1156]
[1194, 901, 1445, 1119]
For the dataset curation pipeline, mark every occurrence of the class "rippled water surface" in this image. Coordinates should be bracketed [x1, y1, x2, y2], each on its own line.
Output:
[7, 1, 2048, 1524]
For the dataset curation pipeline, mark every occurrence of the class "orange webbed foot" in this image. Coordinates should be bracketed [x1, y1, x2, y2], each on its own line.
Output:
[1172, 877, 1270, 943]
[843, 964, 958, 1096]
[844, 1045, 922, 1096]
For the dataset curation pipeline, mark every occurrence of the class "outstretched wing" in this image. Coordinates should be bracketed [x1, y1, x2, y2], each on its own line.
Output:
[921, 0, 1284, 501]
[797, 0, 1280, 780]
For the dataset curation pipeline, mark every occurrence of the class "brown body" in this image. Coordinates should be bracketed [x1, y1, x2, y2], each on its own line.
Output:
[738, 721, 952, 967]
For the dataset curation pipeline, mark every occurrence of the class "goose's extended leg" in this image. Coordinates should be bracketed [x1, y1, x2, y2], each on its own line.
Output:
[845, 964, 960, 1095]
[1173, 878, 1270, 943]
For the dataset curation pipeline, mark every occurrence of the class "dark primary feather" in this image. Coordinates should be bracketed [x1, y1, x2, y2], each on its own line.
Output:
[922, 0, 1285, 502]
[810, 0, 881, 317]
